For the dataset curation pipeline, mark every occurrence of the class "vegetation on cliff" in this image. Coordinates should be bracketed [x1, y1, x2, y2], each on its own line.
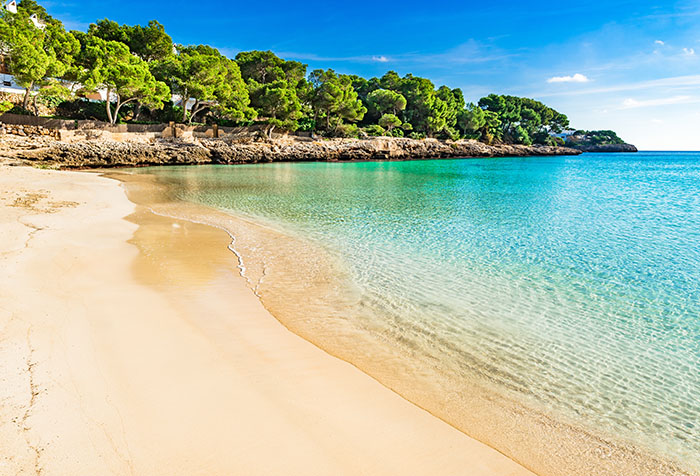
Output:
[0, 0, 626, 147]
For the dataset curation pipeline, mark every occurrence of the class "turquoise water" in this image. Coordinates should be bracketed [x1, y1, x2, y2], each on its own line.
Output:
[134, 152, 700, 474]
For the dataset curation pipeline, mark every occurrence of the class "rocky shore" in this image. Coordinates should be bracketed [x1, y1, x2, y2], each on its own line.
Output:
[0, 134, 581, 169]
[571, 143, 638, 153]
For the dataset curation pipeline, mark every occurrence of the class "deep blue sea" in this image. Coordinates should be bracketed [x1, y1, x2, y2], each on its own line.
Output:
[133, 152, 700, 475]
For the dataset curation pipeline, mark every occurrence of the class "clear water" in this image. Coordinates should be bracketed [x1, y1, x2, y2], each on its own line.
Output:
[131, 152, 700, 474]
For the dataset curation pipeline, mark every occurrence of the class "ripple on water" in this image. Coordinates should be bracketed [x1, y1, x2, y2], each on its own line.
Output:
[128, 152, 700, 476]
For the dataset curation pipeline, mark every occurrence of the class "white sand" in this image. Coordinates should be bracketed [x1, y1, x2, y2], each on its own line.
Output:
[0, 165, 535, 476]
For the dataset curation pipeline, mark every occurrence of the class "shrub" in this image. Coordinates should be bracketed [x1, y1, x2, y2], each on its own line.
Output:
[332, 123, 359, 138]
[0, 101, 13, 114]
[8, 105, 32, 115]
[37, 83, 73, 109]
[409, 132, 425, 140]
[55, 99, 110, 121]
[363, 124, 386, 137]
[297, 117, 316, 132]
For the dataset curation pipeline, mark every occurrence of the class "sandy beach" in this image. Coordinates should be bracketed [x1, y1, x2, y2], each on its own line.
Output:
[0, 164, 534, 476]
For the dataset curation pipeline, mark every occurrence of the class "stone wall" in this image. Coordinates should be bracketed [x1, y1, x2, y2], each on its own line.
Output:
[0, 113, 306, 142]
[0, 122, 61, 139]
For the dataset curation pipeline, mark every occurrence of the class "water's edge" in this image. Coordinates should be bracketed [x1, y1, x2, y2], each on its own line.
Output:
[108, 169, 697, 476]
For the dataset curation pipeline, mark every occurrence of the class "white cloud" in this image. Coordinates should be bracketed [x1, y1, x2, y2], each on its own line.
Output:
[547, 73, 590, 83]
[621, 95, 692, 108]
[372, 55, 389, 63]
[655, 40, 665, 45]
[682, 47, 696, 56]
[537, 74, 700, 98]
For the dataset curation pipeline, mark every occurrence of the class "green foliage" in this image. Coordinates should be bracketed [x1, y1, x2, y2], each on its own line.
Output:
[363, 124, 386, 136]
[378, 113, 401, 131]
[16, 0, 50, 21]
[55, 98, 108, 121]
[366, 88, 406, 120]
[75, 35, 169, 123]
[309, 69, 366, 136]
[2, 0, 611, 143]
[0, 3, 79, 111]
[88, 19, 173, 62]
[332, 123, 359, 138]
[457, 103, 485, 138]
[568, 130, 625, 146]
[297, 117, 315, 132]
[477, 94, 569, 145]
[0, 100, 14, 113]
[235, 50, 307, 135]
[154, 44, 253, 124]
[36, 81, 72, 107]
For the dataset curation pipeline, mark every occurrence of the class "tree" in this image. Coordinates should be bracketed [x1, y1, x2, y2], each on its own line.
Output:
[477, 94, 569, 145]
[235, 50, 308, 134]
[482, 111, 502, 143]
[366, 89, 406, 117]
[378, 113, 401, 132]
[247, 79, 301, 137]
[153, 44, 252, 124]
[395, 74, 461, 137]
[15, 0, 49, 20]
[128, 21, 172, 62]
[88, 19, 173, 62]
[77, 36, 169, 123]
[309, 69, 366, 135]
[0, 4, 79, 111]
[457, 103, 486, 138]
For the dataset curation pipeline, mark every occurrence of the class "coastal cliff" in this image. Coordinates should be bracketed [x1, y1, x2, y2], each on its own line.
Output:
[0, 135, 581, 169]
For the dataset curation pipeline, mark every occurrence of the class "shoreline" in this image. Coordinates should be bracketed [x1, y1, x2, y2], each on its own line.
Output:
[116, 166, 697, 476]
[0, 133, 581, 169]
[0, 164, 537, 475]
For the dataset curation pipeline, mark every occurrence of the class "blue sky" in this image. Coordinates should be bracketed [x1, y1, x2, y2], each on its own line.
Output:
[42, 0, 700, 150]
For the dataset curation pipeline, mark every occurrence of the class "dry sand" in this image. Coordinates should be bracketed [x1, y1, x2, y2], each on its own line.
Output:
[0, 164, 535, 476]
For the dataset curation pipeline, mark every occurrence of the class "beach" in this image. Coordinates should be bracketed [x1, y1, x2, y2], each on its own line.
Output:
[0, 163, 534, 475]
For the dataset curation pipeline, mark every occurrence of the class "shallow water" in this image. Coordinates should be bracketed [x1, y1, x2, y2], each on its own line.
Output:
[129, 152, 700, 475]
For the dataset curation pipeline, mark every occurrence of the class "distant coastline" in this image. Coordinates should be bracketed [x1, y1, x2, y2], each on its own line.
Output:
[573, 143, 638, 153]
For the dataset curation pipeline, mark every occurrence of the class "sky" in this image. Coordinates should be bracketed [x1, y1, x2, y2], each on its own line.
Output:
[41, 0, 700, 150]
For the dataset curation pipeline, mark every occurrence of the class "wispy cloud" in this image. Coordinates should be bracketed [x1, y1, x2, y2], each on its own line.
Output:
[682, 47, 696, 56]
[538, 74, 700, 97]
[271, 52, 393, 64]
[621, 95, 693, 108]
[547, 73, 590, 83]
[277, 40, 514, 68]
[655, 40, 665, 45]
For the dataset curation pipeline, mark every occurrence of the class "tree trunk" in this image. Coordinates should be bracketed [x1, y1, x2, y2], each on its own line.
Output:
[105, 87, 114, 124]
[267, 124, 275, 139]
[112, 99, 124, 125]
[181, 89, 189, 123]
[113, 98, 137, 124]
[32, 94, 39, 116]
[22, 82, 33, 110]
[188, 101, 209, 125]
[133, 102, 142, 121]
[188, 100, 198, 124]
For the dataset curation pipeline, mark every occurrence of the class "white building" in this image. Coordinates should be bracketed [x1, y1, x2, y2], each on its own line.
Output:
[4, 1, 17, 14]
[29, 13, 45, 30]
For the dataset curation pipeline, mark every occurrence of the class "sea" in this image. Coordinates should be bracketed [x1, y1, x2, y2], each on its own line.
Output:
[128, 151, 700, 476]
